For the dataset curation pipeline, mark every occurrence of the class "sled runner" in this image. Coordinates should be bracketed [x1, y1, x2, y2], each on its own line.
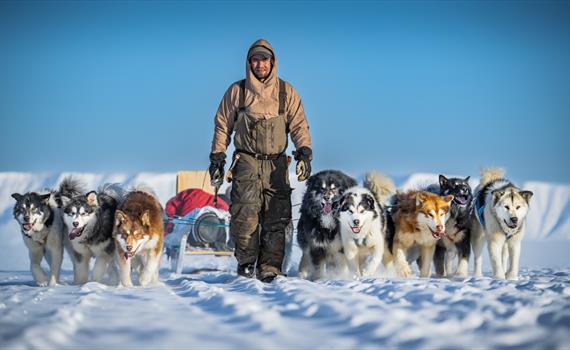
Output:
[164, 171, 234, 274]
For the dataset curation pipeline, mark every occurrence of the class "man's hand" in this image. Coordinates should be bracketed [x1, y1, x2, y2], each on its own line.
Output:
[209, 152, 226, 186]
[293, 147, 312, 182]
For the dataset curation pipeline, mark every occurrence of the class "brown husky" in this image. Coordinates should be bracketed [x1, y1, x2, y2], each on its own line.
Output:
[113, 189, 164, 287]
[385, 191, 453, 278]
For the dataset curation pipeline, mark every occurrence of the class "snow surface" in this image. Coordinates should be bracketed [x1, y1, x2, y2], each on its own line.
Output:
[1, 172, 569, 349]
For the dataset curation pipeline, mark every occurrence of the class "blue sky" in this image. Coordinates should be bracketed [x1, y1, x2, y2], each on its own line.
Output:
[1, 1, 569, 183]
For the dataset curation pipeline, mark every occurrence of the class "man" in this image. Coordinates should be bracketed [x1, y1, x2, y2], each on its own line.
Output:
[209, 39, 312, 282]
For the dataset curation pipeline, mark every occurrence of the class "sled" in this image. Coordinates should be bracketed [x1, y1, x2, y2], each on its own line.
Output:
[165, 170, 234, 274]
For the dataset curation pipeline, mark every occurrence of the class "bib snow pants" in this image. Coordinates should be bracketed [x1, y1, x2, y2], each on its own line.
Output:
[230, 80, 292, 275]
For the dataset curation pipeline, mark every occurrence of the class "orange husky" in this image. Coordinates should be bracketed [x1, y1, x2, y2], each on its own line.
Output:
[113, 189, 164, 287]
[385, 191, 453, 278]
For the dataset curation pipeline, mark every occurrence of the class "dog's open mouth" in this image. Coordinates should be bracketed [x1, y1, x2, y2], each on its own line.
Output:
[69, 227, 84, 240]
[504, 220, 518, 229]
[322, 202, 333, 215]
[351, 225, 361, 234]
[124, 251, 136, 260]
[454, 195, 469, 206]
[22, 221, 35, 232]
[429, 227, 446, 239]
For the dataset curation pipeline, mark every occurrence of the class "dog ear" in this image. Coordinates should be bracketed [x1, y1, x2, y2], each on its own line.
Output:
[464, 176, 471, 183]
[520, 190, 534, 204]
[141, 210, 151, 227]
[492, 190, 504, 205]
[439, 175, 449, 188]
[11, 193, 23, 202]
[416, 192, 428, 207]
[115, 210, 127, 227]
[443, 195, 454, 203]
[86, 191, 99, 207]
[60, 195, 71, 207]
[40, 193, 51, 204]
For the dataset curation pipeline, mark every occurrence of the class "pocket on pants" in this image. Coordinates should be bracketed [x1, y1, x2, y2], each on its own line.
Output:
[231, 178, 261, 205]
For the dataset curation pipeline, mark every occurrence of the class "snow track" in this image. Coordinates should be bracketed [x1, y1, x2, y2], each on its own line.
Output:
[1, 266, 569, 349]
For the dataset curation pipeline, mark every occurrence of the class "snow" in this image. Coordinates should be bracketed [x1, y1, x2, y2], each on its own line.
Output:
[1, 172, 569, 348]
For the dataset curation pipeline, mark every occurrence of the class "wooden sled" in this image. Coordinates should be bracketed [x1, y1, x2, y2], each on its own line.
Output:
[169, 170, 233, 274]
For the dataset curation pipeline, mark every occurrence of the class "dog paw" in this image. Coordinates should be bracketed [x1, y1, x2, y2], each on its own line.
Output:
[37, 280, 48, 287]
[362, 263, 378, 277]
[396, 263, 412, 278]
[48, 277, 57, 287]
[139, 275, 152, 287]
[121, 280, 134, 288]
[506, 273, 518, 281]
[494, 273, 506, 280]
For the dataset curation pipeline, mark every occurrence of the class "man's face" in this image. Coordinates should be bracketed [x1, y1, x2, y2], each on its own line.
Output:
[249, 55, 272, 80]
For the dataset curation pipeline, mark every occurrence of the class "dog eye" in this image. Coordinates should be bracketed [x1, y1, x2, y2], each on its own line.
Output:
[504, 205, 510, 210]
[516, 206, 520, 210]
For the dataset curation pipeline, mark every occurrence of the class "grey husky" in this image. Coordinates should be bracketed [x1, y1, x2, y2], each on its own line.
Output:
[11, 177, 82, 286]
[62, 183, 125, 284]
[471, 168, 533, 280]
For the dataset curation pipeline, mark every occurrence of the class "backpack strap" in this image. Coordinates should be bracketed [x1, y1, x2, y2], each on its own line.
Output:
[234, 79, 246, 122]
[278, 78, 287, 115]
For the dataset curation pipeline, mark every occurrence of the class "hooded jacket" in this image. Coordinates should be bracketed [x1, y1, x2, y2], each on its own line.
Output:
[211, 39, 312, 154]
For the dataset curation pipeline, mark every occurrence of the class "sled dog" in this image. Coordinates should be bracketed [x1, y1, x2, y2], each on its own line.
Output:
[471, 168, 533, 280]
[427, 175, 473, 277]
[11, 177, 82, 286]
[296, 170, 357, 280]
[385, 191, 453, 278]
[336, 171, 394, 278]
[113, 188, 164, 287]
[62, 184, 125, 284]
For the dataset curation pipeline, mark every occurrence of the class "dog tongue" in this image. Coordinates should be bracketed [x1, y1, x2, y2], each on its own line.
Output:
[455, 196, 467, 205]
[352, 226, 361, 234]
[23, 223, 33, 231]
[69, 228, 81, 240]
[323, 203, 333, 214]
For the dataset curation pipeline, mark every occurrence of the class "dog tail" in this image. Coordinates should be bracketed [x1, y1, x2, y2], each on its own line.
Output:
[127, 184, 160, 202]
[58, 176, 85, 198]
[98, 183, 127, 205]
[53, 176, 85, 208]
[480, 168, 505, 187]
[364, 171, 396, 205]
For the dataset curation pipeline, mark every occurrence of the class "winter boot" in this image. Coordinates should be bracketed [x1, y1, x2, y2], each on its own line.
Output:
[237, 263, 256, 278]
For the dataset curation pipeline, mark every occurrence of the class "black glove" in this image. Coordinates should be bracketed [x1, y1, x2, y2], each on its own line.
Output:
[209, 152, 226, 186]
[293, 146, 312, 182]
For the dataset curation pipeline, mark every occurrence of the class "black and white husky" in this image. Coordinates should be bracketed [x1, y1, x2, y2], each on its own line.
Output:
[297, 170, 357, 280]
[62, 184, 125, 284]
[336, 172, 394, 278]
[11, 177, 83, 286]
[471, 168, 533, 280]
[428, 175, 473, 277]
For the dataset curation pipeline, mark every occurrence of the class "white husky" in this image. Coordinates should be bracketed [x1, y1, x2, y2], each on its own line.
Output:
[336, 172, 395, 278]
[471, 168, 533, 280]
